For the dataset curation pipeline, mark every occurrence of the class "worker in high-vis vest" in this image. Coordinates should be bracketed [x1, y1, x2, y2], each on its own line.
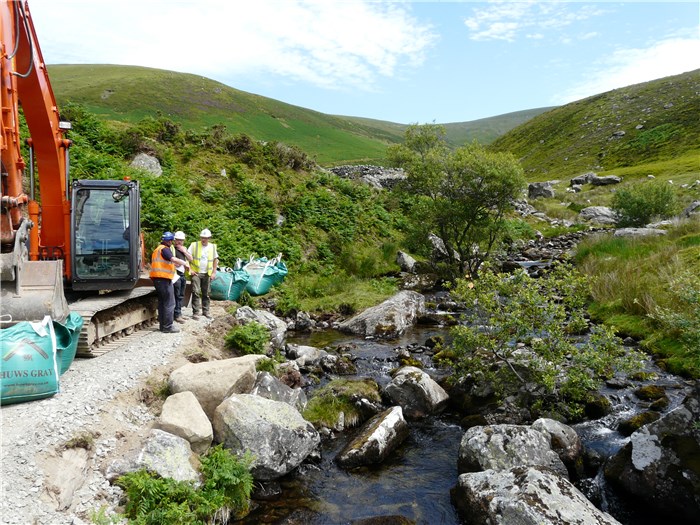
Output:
[150, 231, 190, 333]
[187, 228, 219, 320]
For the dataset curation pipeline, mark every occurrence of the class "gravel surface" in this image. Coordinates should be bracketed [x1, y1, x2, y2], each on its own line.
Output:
[0, 310, 215, 525]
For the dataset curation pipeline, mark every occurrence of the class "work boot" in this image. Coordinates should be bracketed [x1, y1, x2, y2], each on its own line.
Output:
[192, 315, 201, 320]
[161, 326, 180, 333]
[204, 313, 213, 319]
[175, 317, 185, 324]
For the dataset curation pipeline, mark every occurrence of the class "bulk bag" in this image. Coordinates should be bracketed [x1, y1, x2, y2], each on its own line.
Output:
[210, 266, 250, 301]
[243, 254, 288, 296]
[1, 315, 60, 405]
[53, 312, 84, 375]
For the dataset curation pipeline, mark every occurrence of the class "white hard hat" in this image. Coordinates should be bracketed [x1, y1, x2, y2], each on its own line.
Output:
[200, 228, 212, 238]
[174, 231, 186, 240]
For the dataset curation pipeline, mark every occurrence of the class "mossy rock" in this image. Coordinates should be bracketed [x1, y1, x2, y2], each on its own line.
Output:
[398, 356, 423, 368]
[649, 396, 670, 411]
[634, 385, 666, 401]
[617, 411, 661, 436]
[585, 392, 612, 419]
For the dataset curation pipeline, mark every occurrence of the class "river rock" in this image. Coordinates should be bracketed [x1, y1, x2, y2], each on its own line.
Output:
[155, 391, 213, 454]
[286, 343, 328, 369]
[452, 465, 622, 525]
[384, 366, 449, 419]
[235, 306, 288, 350]
[213, 394, 320, 480]
[137, 429, 199, 483]
[396, 251, 417, 273]
[458, 424, 568, 477]
[532, 418, 582, 467]
[335, 406, 409, 469]
[168, 354, 263, 419]
[338, 291, 425, 338]
[604, 388, 700, 522]
[251, 371, 307, 412]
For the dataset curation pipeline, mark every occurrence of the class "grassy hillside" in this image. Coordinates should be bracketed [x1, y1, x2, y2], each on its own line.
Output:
[49, 65, 393, 165]
[48, 64, 546, 165]
[490, 69, 700, 181]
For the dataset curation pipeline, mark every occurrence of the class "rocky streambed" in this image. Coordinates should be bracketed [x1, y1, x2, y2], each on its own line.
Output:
[2, 286, 698, 525]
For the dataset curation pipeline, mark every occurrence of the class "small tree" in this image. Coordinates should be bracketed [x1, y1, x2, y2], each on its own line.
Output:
[611, 181, 678, 227]
[448, 263, 644, 419]
[388, 124, 526, 278]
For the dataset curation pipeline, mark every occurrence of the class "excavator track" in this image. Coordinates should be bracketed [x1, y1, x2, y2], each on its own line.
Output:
[70, 287, 159, 358]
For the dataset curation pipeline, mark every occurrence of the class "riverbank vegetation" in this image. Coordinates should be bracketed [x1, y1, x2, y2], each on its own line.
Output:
[446, 263, 645, 420]
[575, 217, 700, 377]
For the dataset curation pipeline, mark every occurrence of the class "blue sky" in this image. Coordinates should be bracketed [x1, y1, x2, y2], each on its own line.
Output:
[27, 0, 700, 124]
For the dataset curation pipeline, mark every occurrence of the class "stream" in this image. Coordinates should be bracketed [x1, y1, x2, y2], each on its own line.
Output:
[238, 318, 692, 524]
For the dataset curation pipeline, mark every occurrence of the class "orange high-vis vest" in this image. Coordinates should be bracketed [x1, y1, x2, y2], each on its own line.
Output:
[149, 244, 175, 279]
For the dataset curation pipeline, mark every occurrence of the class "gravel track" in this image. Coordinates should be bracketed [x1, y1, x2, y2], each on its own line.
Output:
[1, 312, 214, 525]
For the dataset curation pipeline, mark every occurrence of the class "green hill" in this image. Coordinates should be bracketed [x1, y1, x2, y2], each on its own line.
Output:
[48, 64, 548, 165]
[490, 69, 700, 180]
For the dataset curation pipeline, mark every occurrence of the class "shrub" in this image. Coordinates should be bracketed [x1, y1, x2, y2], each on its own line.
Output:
[116, 445, 253, 525]
[224, 322, 269, 355]
[611, 181, 678, 227]
[448, 263, 644, 419]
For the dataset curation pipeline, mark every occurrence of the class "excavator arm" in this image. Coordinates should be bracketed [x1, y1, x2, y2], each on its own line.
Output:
[1, 0, 71, 266]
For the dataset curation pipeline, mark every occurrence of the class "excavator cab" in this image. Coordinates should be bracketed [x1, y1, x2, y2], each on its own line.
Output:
[70, 179, 141, 291]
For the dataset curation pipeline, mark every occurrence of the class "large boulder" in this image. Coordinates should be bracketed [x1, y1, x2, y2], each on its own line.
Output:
[213, 394, 320, 480]
[452, 465, 621, 525]
[604, 387, 700, 522]
[613, 228, 667, 237]
[168, 355, 262, 419]
[528, 181, 555, 199]
[589, 174, 622, 186]
[335, 406, 409, 469]
[396, 251, 417, 273]
[338, 291, 425, 339]
[156, 391, 213, 454]
[234, 306, 287, 350]
[130, 153, 162, 176]
[384, 366, 449, 419]
[458, 424, 567, 477]
[579, 206, 618, 224]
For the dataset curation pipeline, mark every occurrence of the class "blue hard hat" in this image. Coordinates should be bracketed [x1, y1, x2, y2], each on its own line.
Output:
[161, 231, 175, 241]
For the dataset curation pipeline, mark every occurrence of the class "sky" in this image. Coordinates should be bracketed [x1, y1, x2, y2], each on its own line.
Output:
[24, 0, 700, 124]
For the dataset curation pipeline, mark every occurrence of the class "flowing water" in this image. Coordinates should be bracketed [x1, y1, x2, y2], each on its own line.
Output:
[238, 320, 692, 524]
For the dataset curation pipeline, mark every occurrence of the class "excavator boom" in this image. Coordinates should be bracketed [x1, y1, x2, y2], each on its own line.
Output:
[1, 1, 156, 354]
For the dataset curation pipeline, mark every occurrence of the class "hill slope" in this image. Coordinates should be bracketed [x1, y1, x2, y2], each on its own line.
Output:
[48, 64, 548, 165]
[490, 69, 700, 180]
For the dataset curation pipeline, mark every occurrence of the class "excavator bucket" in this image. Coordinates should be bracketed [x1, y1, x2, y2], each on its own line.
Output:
[0, 260, 69, 325]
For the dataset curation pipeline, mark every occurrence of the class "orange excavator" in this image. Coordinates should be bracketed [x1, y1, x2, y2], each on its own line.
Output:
[0, 0, 157, 356]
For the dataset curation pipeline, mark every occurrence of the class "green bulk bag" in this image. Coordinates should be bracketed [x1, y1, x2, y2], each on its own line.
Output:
[1, 316, 60, 405]
[53, 312, 84, 375]
[210, 267, 250, 301]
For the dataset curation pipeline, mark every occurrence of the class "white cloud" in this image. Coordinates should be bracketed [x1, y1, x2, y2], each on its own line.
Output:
[554, 35, 700, 104]
[464, 0, 605, 42]
[27, 0, 436, 91]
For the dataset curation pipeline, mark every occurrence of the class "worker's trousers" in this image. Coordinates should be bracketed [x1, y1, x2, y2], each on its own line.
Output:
[191, 272, 211, 315]
[153, 278, 175, 330]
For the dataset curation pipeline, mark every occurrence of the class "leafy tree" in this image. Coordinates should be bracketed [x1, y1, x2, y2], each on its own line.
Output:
[447, 263, 644, 419]
[388, 124, 526, 278]
[611, 180, 678, 227]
